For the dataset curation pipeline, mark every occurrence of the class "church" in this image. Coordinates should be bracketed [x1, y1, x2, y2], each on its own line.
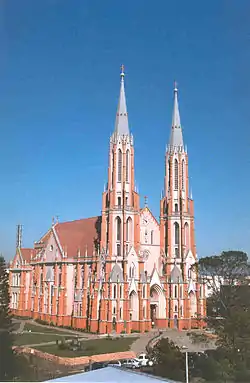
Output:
[9, 67, 206, 333]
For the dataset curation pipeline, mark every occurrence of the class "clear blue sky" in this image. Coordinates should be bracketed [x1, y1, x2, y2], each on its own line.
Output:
[0, 0, 249, 260]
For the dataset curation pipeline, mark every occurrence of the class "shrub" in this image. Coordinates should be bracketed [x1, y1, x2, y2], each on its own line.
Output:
[58, 338, 69, 350]
[35, 318, 49, 325]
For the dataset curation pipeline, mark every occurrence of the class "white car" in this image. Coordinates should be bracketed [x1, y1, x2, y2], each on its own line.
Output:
[122, 358, 140, 369]
[137, 353, 153, 367]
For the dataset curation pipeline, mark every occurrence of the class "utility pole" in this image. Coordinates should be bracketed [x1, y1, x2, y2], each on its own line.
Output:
[185, 351, 189, 383]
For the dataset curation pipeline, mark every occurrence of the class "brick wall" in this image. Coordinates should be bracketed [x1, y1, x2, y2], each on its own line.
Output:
[13, 346, 136, 366]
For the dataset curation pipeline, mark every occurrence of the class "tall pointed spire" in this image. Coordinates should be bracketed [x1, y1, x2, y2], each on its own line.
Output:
[168, 82, 184, 151]
[114, 65, 129, 136]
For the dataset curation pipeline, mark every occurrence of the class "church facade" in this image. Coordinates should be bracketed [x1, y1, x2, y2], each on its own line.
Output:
[9, 68, 206, 333]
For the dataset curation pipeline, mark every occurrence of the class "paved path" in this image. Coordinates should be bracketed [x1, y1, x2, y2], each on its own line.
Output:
[130, 330, 159, 354]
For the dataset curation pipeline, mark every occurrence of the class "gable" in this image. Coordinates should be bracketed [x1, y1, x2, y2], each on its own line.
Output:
[128, 278, 137, 295]
[185, 249, 196, 266]
[150, 268, 162, 288]
[140, 207, 159, 228]
[43, 232, 62, 262]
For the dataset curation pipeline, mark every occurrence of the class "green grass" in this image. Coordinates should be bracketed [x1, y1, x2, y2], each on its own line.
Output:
[23, 322, 76, 335]
[14, 332, 73, 346]
[35, 337, 137, 358]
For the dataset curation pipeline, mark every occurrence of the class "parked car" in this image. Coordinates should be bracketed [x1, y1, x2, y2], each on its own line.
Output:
[121, 358, 140, 369]
[84, 362, 107, 372]
[137, 353, 153, 367]
[107, 360, 122, 367]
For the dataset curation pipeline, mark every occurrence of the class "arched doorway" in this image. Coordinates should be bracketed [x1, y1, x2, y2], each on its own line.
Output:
[129, 291, 138, 321]
[150, 284, 164, 326]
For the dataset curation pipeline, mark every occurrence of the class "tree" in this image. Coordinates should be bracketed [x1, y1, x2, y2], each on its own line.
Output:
[0, 255, 16, 380]
[196, 251, 250, 381]
[198, 251, 249, 319]
[148, 337, 185, 381]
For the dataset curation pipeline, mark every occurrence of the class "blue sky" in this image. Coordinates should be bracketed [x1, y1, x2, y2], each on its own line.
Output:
[0, 0, 249, 260]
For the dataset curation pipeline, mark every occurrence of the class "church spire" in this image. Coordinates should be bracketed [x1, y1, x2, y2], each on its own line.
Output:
[168, 82, 184, 151]
[114, 65, 129, 136]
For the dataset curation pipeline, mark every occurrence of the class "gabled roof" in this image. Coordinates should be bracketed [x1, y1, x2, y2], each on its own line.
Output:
[19, 248, 33, 263]
[54, 216, 101, 258]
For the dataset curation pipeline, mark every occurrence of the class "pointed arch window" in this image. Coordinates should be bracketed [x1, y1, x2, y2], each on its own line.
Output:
[174, 285, 178, 298]
[126, 150, 129, 182]
[113, 284, 117, 299]
[174, 159, 178, 190]
[129, 263, 136, 278]
[174, 222, 180, 245]
[182, 160, 185, 190]
[184, 223, 189, 248]
[118, 149, 122, 182]
[116, 217, 121, 241]
[126, 217, 132, 242]
[168, 160, 171, 189]
[151, 230, 154, 244]
[143, 285, 146, 299]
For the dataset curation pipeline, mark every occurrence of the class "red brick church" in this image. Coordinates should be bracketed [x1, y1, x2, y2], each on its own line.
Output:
[9, 67, 206, 333]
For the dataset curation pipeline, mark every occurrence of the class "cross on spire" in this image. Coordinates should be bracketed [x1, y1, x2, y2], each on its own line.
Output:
[121, 64, 125, 77]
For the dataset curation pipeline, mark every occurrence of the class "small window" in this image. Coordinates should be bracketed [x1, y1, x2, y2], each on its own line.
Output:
[180, 306, 183, 316]
[180, 286, 182, 298]
[120, 307, 122, 318]
[118, 197, 121, 206]
[113, 306, 116, 314]
[175, 247, 179, 257]
[117, 244, 121, 256]
[125, 197, 128, 206]
[50, 245, 53, 251]
[174, 305, 178, 312]
[175, 203, 178, 213]
[130, 313, 132, 320]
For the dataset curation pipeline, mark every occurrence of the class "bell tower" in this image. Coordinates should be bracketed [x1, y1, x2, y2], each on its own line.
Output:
[101, 66, 140, 267]
[160, 83, 196, 273]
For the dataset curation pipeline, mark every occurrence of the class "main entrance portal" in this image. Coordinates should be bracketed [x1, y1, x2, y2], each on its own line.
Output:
[150, 284, 163, 327]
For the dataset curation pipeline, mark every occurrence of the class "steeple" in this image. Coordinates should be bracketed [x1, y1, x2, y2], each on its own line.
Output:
[114, 65, 129, 137]
[168, 82, 184, 151]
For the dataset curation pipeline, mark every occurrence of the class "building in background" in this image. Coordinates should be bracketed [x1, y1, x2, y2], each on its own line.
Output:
[9, 67, 206, 333]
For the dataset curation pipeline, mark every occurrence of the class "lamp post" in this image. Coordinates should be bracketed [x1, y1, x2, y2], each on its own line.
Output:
[185, 351, 189, 383]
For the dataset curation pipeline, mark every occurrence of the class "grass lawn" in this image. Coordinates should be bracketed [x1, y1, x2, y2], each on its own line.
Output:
[35, 337, 137, 358]
[23, 322, 77, 335]
[14, 332, 73, 346]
